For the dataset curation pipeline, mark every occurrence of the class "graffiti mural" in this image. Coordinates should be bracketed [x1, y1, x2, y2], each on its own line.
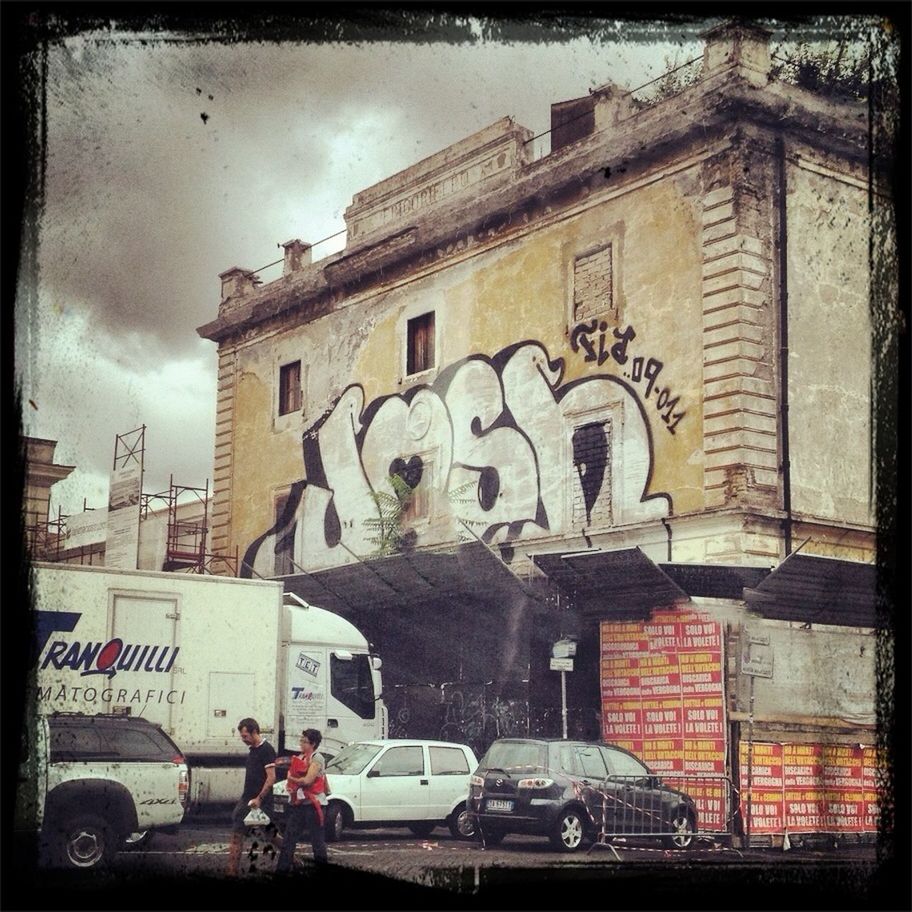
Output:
[570, 321, 687, 434]
[243, 340, 671, 577]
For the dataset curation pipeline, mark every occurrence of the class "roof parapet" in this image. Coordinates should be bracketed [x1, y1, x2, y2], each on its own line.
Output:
[701, 20, 773, 88]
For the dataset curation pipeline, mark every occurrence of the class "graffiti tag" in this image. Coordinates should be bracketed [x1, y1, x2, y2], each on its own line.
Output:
[570, 321, 686, 433]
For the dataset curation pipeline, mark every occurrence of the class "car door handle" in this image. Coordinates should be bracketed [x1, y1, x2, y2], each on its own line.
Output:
[420, 779, 428, 785]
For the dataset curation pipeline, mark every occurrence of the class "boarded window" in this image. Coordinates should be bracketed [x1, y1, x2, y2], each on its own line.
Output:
[278, 361, 302, 416]
[573, 245, 614, 322]
[406, 312, 435, 375]
[571, 418, 612, 529]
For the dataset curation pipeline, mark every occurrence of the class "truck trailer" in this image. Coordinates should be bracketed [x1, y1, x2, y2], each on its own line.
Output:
[29, 562, 387, 814]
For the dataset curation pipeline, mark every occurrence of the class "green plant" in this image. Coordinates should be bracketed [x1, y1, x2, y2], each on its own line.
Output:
[447, 479, 487, 543]
[364, 474, 414, 556]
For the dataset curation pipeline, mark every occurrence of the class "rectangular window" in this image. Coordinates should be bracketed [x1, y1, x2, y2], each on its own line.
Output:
[373, 745, 425, 777]
[573, 244, 614, 323]
[330, 653, 377, 720]
[429, 746, 470, 775]
[571, 418, 612, 529]
[406, 312, 435, 375]
[278, 361, 302, 416]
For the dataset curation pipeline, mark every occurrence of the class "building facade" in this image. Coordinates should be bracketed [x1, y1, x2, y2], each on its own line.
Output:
[198, 25, 892, 842]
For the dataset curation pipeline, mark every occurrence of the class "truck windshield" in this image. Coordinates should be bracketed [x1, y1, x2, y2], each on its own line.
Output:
[330, 653, 376, 719]
[326, 742, 382, 775]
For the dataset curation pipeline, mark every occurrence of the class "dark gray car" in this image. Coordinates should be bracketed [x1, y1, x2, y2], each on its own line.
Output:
[467, 738, 698, 852]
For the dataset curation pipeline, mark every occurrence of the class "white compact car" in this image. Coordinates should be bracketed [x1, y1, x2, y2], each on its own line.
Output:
[272, 738, 477, 841]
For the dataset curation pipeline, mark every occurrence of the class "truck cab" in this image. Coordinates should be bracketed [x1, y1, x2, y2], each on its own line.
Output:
[279, 594, 386, 758]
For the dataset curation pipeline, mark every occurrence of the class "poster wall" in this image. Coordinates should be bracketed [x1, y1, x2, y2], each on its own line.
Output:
[600, 608, 727, 830]
[739, 741, 880, 835]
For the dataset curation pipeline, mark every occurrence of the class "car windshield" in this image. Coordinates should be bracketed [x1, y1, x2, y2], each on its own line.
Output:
[325, 742, 383, 775]
[480, 740, 548, 773]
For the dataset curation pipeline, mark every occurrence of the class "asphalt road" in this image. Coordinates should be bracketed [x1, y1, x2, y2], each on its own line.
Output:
[6, 823, 894, 911]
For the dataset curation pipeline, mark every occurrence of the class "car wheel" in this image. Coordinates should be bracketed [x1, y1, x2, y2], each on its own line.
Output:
[475, 827, 505, 846]
[324, 802, 346, 843]
[448, 804, 475, 840]
[664, 809, 696, 849]
[58, 814, 115, 869]
[549, 808, 585, 853]
[123, 830, 154, 850]
[408, 822, 437, 838]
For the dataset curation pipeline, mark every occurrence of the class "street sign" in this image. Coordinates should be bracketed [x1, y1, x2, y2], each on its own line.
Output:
[741, 633, 773, 678]
[550, 657, 573, 672]
[552, 639, 577, 659]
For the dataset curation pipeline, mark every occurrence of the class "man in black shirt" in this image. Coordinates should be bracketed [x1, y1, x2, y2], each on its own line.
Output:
[227, 717, 277, 876]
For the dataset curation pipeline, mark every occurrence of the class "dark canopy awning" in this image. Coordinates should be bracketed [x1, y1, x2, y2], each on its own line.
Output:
[532, 547, 690, 620]
[658, 561, 771, 600]
[742, 552, 877, 627]
[278, 538, 541, 618]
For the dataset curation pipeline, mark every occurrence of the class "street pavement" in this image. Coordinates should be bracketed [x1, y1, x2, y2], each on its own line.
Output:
[5, 823, 897, 911]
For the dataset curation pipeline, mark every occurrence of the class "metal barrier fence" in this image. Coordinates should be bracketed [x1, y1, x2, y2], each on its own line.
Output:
[580, 773, 737, 845]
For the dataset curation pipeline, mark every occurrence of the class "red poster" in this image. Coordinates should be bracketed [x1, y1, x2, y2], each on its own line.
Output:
[640, 738, 684, 773]
[664, 777, 730, 832]
[748, 790, 785, 834]
[862, 746, 880, 831]
[642, 699, 683, 739]
[682, 696, 725, 737]
[643, 619, 678, 651]
[783, 788, 827, 832]
[601, 623, 649, 655]
[600, 611, 727, 831]
[821, 744, 867, 833]
[684, 738, 726, 775]
[740, 741, 785, 834]
[677, 619, 723, 651]
[602, 706, 642, 738]
[783, 742, 824, 788]
[678, 651, 723, 696]
[638, 654, 681, 699]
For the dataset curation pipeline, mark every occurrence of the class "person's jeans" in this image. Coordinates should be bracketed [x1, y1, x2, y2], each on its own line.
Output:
[276, 802, 328, 871]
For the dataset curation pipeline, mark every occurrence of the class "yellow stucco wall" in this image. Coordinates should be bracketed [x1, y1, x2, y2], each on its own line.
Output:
[226, 169, 712, 572]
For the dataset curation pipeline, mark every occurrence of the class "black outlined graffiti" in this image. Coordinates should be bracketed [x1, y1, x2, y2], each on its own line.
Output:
[571, 321, 686, 434]
[242, 340, 671, 578]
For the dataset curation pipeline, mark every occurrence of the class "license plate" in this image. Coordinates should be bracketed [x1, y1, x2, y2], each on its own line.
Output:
[486, 798, 514, 813]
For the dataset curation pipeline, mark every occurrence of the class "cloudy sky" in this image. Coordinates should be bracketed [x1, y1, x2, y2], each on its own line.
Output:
[12, 10, 854, 519]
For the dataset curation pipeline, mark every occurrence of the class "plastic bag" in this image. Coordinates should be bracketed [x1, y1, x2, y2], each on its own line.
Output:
[244, 806, 271, 827]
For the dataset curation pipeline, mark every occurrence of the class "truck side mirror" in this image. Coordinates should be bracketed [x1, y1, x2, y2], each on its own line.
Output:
[370, 656, 382, 671]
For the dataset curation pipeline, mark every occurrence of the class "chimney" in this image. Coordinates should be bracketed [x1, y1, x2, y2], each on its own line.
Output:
[592, 82, 636, 132]
[218, 266, 259, 304]
[702, 21, 772, 87]
[281, 239, 312, 277]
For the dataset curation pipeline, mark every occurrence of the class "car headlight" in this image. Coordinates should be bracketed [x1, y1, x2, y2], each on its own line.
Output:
[470, 774, 485, 787]
[517, 777, 554, 789]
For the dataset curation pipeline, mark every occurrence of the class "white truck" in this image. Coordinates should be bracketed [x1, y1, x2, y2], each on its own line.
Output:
[30, 562, 387, 815]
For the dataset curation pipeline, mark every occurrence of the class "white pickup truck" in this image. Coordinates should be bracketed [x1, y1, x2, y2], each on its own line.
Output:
[19, 713, 189, 869]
